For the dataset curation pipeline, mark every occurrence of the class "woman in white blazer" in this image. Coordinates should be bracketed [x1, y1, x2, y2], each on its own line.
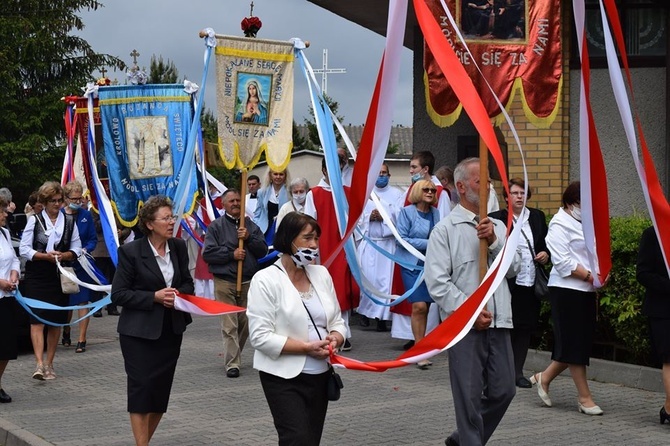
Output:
[248, 212, 346, 446]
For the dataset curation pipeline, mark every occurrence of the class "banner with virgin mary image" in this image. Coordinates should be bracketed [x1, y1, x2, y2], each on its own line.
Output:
[215, 35, 294, 171]
[424, 0, 562, 127]
[97, 84, 198, 225]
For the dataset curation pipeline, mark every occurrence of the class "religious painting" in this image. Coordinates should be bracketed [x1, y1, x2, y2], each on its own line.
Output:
[125, 116, 173, 179]
[233, 72, 271, 126]
[460, 0, 527, 42]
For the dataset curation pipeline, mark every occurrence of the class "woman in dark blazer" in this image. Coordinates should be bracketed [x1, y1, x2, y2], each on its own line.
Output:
[637, 226, 670, 425]
[111, 195, 194, 446]
[490, 178, 550, 388]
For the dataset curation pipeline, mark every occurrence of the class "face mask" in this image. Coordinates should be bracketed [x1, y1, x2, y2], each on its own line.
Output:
[411, 173, 423, 184]
[292, 192, 306, 205]
[375, 175, 390, 188]
[68, 203, 82, 211]
[291, 244, 319, 267]
[571, 205, 582, 222]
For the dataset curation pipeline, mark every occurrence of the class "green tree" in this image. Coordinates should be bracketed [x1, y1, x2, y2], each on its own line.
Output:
[304, 94, 344, 151]
[292, 121, 316, 152]
[148, 55, 180, 84]
[0, 0, 123, 204]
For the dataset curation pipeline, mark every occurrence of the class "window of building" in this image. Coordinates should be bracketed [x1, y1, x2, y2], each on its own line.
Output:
[571, 0, 667, 68]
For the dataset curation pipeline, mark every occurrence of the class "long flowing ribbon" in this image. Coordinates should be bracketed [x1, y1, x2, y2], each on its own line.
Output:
[173, 292, 245, 316]
[14, 289, 111, 327]
[572, 0, 611, 286]
[599, 0, 670, 275]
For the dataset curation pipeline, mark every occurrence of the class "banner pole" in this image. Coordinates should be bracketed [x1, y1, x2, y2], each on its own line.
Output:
[236, 169, 248, 297]
[479, 137, 489, 284]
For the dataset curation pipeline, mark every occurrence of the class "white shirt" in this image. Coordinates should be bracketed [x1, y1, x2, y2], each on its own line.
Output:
[0, 227, 20, 298]
[515, 216, 536, 287]
[19, 211, 82, 261]
[148, 240, 174, 288]
[546, 207, 596, 292]
[245, 193, 258, 220]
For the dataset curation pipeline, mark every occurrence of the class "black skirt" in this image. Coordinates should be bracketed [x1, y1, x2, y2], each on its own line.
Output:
[120, 310, 183, 413]
[0, 296, 18, 360]
[649, 317, 670, 364]
[549, 286, 597, 366]
[22, 260, 69, 325]
[510, 284, 541, 330]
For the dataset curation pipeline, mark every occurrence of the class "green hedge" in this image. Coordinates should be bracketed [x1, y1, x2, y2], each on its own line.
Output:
[533, 215, 656, 367]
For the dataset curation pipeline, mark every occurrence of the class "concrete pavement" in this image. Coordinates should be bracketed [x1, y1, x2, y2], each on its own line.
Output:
[0, 312, 668, 445]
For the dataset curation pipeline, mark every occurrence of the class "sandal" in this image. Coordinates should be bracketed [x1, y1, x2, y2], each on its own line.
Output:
[75, 341, 87, 353]
[62, 328, 71, 347]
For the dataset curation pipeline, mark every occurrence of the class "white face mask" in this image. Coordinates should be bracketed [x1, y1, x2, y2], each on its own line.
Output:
[292, 192, 306, 205]
[571, 205, 582, 222]
[291, 243, 319, 267]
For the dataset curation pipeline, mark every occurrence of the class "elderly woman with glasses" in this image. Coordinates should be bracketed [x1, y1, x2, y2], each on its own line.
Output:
[111, 195, 194, 446]
[395, 179, 441, 369]
[19, 181, 82, 381]
[60, 180, 97, 353]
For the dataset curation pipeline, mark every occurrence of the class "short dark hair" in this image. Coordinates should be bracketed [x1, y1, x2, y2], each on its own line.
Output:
[247, 175, 260, 183]
[411, 150, 436, 175]
[562, 181, 581, 208]
[503, 178, 532, 200]
[273, 212, 321, 254]
[138, 195, 173, 235]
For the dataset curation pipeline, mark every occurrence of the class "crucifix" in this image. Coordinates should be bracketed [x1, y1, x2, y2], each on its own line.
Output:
[130, 49, 140, 68]
[249, 1, 254, 16]
[100, 67, 108, 78]
[313, 49, 346, 94]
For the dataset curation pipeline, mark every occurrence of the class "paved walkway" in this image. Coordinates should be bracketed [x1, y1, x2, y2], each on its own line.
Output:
[0, 313, 668, 445]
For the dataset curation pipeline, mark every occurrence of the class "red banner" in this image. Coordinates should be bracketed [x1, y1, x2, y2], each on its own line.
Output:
[424, 0, 562, 127]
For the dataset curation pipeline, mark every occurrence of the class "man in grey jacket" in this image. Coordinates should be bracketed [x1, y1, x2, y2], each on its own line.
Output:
[425, 158, 519, 446]
[203, 189, 267, 378]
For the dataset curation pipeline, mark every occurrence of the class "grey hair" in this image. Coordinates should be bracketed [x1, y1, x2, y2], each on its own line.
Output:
[453, 157, 480, 184]
[289, 177, 310, 193]
[0, 188, 11, 202]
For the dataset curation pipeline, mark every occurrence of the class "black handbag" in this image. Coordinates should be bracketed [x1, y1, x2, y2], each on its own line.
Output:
[302, 299, 344, 401]
[520, 228, 550, 301]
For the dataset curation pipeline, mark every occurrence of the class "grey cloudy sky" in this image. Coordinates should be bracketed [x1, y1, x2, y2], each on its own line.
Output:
[78, 0, 414, 126]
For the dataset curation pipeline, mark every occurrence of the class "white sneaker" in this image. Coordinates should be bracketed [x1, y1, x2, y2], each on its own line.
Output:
[43, 365, 56, 380]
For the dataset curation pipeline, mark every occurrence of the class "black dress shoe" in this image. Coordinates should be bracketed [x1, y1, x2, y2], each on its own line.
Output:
[359, 316, 370, 327]
[402, 340, 415, 350]
[516, 377, 533, 388]
[226, 368, 240, 378]
[93, 310, 103, 318]
[107, 308, 120, 316]
[0, 389, 12, 403]
[661, 406, 670, 424]
[376, 320, 389, 332]
[445, 436, 459, 446]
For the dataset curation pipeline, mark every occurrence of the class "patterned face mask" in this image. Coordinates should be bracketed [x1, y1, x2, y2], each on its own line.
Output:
[291, 243, 319, 267]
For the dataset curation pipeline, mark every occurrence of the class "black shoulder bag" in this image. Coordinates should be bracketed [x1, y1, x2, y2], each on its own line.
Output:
[519, 229, 550, 301]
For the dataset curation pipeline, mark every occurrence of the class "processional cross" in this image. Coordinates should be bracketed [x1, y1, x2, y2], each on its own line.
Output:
[130, 49, 140, 68]
[249, 1, 254, 16]
[313, 49, 346, 94]
[100, 67, 108, 78]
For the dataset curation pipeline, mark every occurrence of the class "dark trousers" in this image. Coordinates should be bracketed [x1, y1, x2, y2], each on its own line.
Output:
[259, 370, 330, 446]
[448, 329, 516, 446]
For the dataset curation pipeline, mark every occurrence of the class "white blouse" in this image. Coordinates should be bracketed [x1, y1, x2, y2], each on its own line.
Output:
[0, 227, 20, 298]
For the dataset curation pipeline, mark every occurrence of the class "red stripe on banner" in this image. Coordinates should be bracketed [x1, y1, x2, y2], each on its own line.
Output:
[579, 23, 612, 282]
[177, 293, 245, 314]
[602, 0, 670, 274]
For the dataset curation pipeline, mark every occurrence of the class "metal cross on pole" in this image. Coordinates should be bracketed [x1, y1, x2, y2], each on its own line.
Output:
[313, 49, 346, 95]
[100, 67, 108, 78]
[130, 49, 140, 68]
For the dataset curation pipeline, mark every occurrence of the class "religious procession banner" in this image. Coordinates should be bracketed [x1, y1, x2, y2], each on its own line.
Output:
[97, 85, 198, 225]
[215, 35, 294, 171]
[424, 0, 562, 127]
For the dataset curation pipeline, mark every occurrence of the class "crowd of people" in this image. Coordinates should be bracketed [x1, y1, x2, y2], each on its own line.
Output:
[0, 149, 668, 446]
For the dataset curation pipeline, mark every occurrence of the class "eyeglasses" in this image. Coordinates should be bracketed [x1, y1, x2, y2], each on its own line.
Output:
[422, 188, 437, 194]
[67, 196, 84, 203]
[48, 198, 64, 204]
[155, 214, 179, 222]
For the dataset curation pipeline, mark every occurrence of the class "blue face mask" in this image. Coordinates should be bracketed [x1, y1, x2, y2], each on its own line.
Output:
[68, 203, 82, 211]
[411, 173, 423, 184]
[375, 175, 389, 189]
